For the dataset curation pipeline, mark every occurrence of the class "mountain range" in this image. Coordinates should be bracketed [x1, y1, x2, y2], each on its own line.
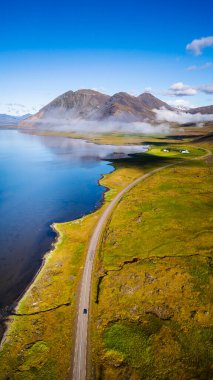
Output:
[4, 90, 213, 128]
[188, 105, 213, 115]
[21, 90, 177, 126]
[0, 113, 31, 127]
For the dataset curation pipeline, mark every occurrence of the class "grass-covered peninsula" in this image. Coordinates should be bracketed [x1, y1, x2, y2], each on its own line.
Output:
[0, 141, 212, 380]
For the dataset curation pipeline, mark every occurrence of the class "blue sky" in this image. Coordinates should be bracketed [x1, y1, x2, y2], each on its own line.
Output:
[0, 0, 213, 114]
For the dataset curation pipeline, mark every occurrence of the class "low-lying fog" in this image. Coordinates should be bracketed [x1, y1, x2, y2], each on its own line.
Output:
[24, 106, 213, 136]
[154, 108, 213, 124]
[29, 116, 171, 135]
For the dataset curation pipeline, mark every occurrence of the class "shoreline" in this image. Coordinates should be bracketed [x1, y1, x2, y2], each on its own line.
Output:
[0, 141, 202, 344]
[0, 224, 61, 345]
[0, 141, 204, 345]
[0, 126, 148, 344]
[0, 158, 116, 345]
[0, 141, 149, 344]
[0, 142, 209, 378]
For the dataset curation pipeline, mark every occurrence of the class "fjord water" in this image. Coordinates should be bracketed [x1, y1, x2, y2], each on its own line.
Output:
[0, 130, 111, 309]
[0, 130, 146, 310]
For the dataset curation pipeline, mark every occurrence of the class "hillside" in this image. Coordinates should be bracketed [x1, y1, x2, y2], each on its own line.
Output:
[20, 90, 175, 127]
[188, 105, 213, 114]
[0, 113, 31, 127]
[39, 89, 109, 118]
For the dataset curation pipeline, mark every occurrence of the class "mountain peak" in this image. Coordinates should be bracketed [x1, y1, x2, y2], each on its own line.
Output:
[0, 113, 31, 126]
[138, 92, 174, 110]
[112, 92, 135, 98]
[138, 92, 156, 97]
[75, 89, 109, 96]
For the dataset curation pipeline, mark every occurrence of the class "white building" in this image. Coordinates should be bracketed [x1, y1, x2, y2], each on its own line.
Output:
[180, 150, 189, 154]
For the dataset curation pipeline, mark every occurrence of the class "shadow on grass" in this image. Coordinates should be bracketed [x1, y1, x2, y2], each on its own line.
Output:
[109, 151, 184, 172]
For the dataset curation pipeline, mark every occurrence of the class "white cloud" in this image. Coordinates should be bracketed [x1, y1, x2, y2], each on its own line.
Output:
[154, 108, 213, 124]
[186, 62, 212, 71]
[199, 84, 213, 94]
[186, 36, 213, 55]
[166, 99, 195, 110]
[167, 82, 213, 97]
[168, 82, 197, 96]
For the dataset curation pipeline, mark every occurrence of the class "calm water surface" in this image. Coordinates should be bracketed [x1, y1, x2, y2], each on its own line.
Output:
[0, 130, 146, 310]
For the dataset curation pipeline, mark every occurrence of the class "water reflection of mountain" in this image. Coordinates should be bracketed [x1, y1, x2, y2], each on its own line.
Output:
[38, 135, 148, 162]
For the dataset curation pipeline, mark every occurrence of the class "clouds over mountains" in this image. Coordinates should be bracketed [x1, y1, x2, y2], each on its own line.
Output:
[168, 83, 197, 96]
[168, 35, 213, 103]
[167, 82, 213, 97]
[19, 89, 213, 135]
[154, 108, 213, 125]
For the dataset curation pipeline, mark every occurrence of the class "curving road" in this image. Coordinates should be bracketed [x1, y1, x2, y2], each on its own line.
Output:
[71, 149, 211, 380]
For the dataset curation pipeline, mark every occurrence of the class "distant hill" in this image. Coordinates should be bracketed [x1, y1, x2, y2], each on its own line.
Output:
[193, 132, 213, 142]
[188, 105, 213, 115]
[0, 113, 31, 127]
[20, 90, 174, 127]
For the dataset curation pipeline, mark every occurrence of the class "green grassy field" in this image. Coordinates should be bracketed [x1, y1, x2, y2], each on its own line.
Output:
[90, 147, 213, 379]
[0, 142, 211, 379]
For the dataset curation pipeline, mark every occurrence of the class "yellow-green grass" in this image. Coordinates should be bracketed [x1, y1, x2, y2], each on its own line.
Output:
[0, 216, 100, 379]
[0, 144, 208, 379]
[90, 151, 213, 379]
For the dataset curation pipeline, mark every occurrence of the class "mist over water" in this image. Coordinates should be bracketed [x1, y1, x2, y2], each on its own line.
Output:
[0, 130, 147, 310]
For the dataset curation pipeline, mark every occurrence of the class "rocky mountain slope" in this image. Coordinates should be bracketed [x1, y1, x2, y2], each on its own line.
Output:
[20, 90, 174, 126]
[188, 105, 213, 114]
